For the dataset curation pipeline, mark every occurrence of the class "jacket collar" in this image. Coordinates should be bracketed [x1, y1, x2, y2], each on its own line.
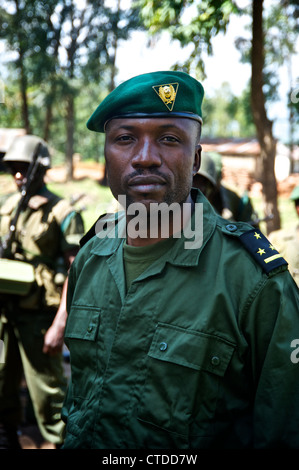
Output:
[90, 189, 217, 267]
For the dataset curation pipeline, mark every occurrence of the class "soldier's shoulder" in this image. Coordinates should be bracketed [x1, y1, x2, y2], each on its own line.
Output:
[0, 192, 20, 215]
[216, 217, 288, 275]
[47, 192, 80, 225]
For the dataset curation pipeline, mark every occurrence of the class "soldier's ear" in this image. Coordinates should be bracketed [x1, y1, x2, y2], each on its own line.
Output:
[193, 144, 201, 175]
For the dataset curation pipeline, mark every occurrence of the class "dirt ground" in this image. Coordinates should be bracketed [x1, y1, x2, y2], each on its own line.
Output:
[46, 160, 105, 183]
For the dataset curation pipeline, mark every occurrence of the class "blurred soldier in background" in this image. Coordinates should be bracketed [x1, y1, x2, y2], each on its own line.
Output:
[0, 135, 84, 448]
[192, 152, 257, 225]
[269, 185, 299, 287]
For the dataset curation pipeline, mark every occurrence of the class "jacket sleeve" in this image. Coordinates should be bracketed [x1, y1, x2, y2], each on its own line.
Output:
[244, 270, 299, 448]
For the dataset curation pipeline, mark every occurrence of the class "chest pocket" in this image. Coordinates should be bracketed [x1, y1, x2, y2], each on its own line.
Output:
[138, 323, 235, 439]
[64, 305, 101, 400]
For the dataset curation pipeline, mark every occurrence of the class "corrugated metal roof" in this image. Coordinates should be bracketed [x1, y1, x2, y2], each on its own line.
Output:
[201, 138, 299, 160]
[201, 138, 261, 156]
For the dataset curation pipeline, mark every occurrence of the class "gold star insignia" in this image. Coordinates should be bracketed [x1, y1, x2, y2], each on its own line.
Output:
[269, 244, 276, 251]
[257, 248, 266, 256]
[254, 232, 261, 240]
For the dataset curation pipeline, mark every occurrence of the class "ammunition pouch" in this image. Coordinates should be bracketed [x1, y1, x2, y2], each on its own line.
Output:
[0, 259, 35, 296]
[0, 259, 62, 310]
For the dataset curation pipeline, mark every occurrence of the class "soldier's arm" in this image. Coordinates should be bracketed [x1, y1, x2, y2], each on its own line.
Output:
[246, 271, 299, 448]
[42, 249, 77, 355]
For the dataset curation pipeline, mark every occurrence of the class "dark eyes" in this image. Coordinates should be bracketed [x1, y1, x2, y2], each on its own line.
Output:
[114, 135, 180, 143]
[161, 136, 179, 143]
[116, 135, 133, 141]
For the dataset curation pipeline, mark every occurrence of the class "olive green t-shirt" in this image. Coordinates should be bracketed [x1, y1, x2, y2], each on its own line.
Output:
[123, 237, 176, 291]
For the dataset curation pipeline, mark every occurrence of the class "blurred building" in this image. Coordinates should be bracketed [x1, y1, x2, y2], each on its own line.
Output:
[201, 137, 299, 192]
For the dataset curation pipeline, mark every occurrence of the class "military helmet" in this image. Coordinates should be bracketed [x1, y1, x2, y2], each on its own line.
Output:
[3, 134, 51, 169]
[196, 152, 218, 187]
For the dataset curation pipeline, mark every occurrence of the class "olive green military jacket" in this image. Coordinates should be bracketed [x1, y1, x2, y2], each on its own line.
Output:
[63, 190, 299, 449]
[0, 187, 84, 310]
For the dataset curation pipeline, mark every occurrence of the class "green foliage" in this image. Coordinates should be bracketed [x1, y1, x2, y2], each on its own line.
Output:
[0, 80, 23, 128]
[136, 0, 240, 76]
[202, 82, 255, 138]
[0, 0, 143, 168]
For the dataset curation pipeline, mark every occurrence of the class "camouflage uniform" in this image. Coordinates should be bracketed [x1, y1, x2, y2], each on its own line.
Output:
[269, 224, 299, 286]
[193, 152, 256, 225]
[0, 136, 84, 447]
[269, 185, 299, 287]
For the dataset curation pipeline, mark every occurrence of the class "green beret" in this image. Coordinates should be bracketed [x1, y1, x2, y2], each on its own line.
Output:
[290, 185, 299, 201]
[86, 71, 204, 133]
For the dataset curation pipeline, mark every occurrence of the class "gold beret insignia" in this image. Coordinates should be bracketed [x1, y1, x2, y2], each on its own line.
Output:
[152, 83, 179, 111]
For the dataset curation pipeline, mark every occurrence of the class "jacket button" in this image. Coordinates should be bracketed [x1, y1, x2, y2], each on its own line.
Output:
[226, 224, 237, 232]
[87, 326, 93, 333]
[211, 356, 220, 366]
[159, 342, 168, 351]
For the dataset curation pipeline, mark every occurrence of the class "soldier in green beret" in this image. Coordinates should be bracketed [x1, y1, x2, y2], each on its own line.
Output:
[0, 135, 85, 448]
[62, 71, 299, 449]
[269, 185, 299, 287]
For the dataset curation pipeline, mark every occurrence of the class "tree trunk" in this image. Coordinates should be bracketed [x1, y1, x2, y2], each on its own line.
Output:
[65, 94, 74, 181]
[43, 103, 53, 143]
[43, 80, 58, 142]
[250, 0, 280, 234]
[19, 52, 31, 134]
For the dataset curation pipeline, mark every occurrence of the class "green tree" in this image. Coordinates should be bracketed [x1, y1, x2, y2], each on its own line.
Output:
[203, 82, 255, 138]
[0, 0, 142, 179]
[136, 0, 298, 233]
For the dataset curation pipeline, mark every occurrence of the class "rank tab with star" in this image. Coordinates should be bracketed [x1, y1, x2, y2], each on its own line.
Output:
[239, 229, 288, 274]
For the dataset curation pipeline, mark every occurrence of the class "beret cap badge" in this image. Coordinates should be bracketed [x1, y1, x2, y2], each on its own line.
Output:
[152, 83, 178, 111]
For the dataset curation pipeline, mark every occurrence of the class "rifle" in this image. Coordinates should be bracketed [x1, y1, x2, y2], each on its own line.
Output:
[0, 142, 43, 259]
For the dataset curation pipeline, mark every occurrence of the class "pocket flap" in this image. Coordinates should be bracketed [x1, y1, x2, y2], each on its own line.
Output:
[148, 323, 235, 377]
[65, 305, 101, 341]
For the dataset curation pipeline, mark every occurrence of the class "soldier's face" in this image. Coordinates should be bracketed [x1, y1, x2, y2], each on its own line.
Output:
[8, 162, 30, 191]
[104, 117, 201, 210]
[8, 161, 45, 193]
